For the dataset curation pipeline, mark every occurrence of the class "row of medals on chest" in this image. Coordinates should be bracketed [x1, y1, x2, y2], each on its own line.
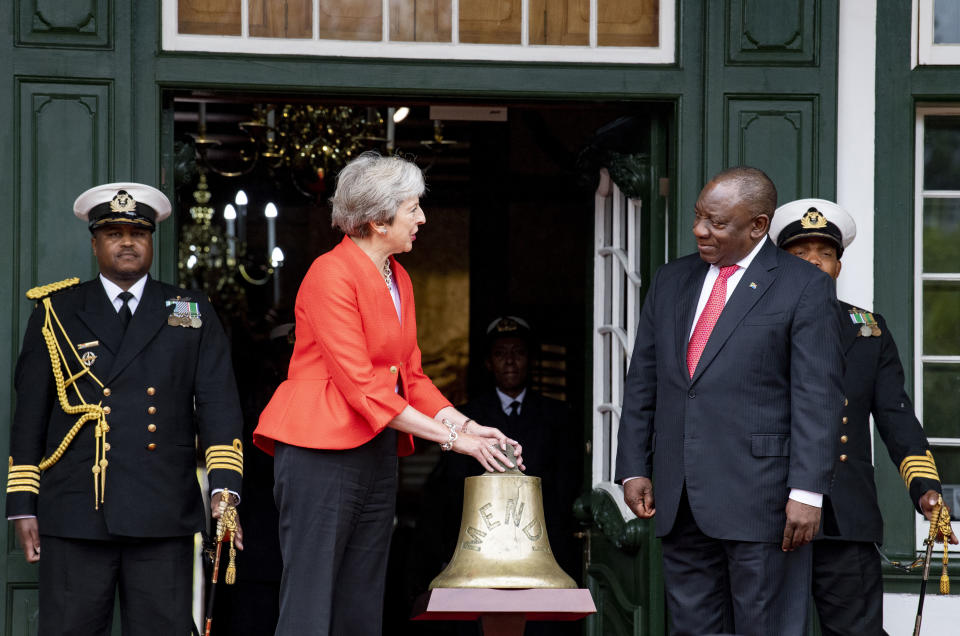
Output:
[849, 308, 881, 338]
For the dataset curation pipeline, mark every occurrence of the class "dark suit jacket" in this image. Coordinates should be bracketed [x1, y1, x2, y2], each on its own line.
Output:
[615, 239, 845, 542]
[6, 277, 243, 540]
[821, 302, 940, 544]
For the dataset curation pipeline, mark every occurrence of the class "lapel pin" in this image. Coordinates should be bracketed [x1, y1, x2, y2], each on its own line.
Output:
[81, 351, 97, 367]
[749, 282, 757, 289]
[77, 340, 100, 350]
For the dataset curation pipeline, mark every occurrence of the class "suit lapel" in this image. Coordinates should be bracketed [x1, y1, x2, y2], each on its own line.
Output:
[105, 277, 169, 383]
[76, 279, 123, 355]
[691, 239, 777, 384]
[675, 260, 709, 381]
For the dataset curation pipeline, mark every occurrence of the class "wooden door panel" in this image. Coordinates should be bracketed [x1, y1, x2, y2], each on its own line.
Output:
[459, 0, 521, 44]
[250, 0, 312, 38]
[529, 0, 588, 46]
[390, 0, 452, 42]
[178, 0, 241, 35]
[597, 0, 659, 47]
[317, 0, 382, 41]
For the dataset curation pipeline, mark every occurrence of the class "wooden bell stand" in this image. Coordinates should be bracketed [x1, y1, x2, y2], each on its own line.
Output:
[411, 588, 596, 635]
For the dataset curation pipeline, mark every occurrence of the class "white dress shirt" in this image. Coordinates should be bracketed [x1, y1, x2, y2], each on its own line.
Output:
[100, 273, 148, 314]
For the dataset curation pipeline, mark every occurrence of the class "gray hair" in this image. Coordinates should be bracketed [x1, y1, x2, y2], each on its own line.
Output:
[330, 151, 425, 237]
[712, 166, 778, 219]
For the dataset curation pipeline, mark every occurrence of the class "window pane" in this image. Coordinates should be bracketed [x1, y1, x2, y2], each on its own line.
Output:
[317, 0, 382, 41]
[923, 363, 960, 437]
[529, 0, 589, 46]
[250, 0, 312, 38]
[923, 280, 960, 355]
[598, 0, 659, 47]
[935, 0, 960, 44]
[460, 0, 521, 44]
[923, 116, 960, 190]
[931, 447, 960, 520]
[390, 0, 451, 42]
[923, 198, 960, 273]
[179, 0, 241, 35]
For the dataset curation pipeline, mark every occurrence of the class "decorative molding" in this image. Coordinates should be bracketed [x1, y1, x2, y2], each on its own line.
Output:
[727, 0, 817, 65]
[8, 587, 40, 635]
[575, 488, 646, 554]
[726, 98, 816, 203]
[17, 0, 110, 48]
[18, 81, 109, 301]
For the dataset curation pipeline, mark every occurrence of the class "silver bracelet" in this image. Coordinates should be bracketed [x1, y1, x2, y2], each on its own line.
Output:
[440, 418, 458, 451]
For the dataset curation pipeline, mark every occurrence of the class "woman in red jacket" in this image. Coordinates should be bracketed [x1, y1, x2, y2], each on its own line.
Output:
[254, 151, 523, 635]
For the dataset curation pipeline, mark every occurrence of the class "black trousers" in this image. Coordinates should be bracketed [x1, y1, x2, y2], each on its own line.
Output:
[38, 534, 194, 636]
[812, 539, 887, 636]
[661, 490, 812, 636]
[273, 430, 398, 636]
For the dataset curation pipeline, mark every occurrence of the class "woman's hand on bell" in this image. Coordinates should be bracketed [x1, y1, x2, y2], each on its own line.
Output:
[456, 423, 525, 472]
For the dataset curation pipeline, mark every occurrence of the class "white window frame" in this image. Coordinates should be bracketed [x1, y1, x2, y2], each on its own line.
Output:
[162, 0, 675, 65]
[913, 106, 960, 550]
[915, 0, 960, 66]
[591, 169, 645, 520]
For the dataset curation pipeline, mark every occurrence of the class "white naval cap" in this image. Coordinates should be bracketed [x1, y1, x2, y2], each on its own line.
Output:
[73, 182, 172, 232]
[769, 198, 857, 256]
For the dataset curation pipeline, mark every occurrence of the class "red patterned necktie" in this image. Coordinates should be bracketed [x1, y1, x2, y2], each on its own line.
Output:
[686, 265, 739, 378]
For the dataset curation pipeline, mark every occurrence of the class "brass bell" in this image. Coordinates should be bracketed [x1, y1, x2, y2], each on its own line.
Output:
[429, 445, 576, 589]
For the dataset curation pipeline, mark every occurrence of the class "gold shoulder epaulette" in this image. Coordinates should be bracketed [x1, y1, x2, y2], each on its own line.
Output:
[26, 278, 80, 300]
[899, 450, 941, 489]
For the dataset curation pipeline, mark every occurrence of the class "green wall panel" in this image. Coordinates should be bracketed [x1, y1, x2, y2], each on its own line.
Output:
[727, 0, 818, 65]
[726, 98, 815, 201]
[17, 81, 108, 319]
[16, 0, 110, 48]
[5, 587, 38, 636]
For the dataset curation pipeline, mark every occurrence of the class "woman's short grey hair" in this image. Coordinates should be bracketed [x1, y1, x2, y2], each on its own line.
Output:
[330, 151, 425, 237]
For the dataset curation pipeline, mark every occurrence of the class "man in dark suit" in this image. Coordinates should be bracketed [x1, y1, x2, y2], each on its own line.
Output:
[769, 198, 957, 636]
[615, 167, 845, 636]
[6, 183, 244, 635]
[416, 316, 581, 636]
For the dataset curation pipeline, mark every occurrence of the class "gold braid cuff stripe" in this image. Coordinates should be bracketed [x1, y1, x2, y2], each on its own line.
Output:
[899, 451, 941, 488]
[35, 296, 109, 509]
[206, 440, 243, 476]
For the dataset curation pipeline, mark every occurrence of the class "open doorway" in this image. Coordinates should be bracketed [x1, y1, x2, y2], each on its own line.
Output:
[170, 93, 670, 633]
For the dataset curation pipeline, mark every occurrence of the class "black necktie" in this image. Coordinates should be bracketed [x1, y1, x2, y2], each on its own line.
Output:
[118, 291, 133, 331]
[508, 400, 521, 420]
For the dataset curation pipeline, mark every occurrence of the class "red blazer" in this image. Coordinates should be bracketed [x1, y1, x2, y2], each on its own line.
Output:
[253, 236, 451, 457]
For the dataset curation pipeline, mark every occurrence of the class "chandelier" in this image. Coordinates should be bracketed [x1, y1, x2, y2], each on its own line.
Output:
[192, 103, 386, 196]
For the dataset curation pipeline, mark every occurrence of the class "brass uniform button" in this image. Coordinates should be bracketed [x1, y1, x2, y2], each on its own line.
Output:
[147, 387, 156, 396]
[147, 443, 157, 451]
[839, 454, 848, 462]
[147, 406, 157, 415]
[147, 424, 157, 432]
[840, 435, 848, 444]
[103, 388, 111, 397]
[104, 443, 111, 451]
[842, 416, 848, 424]
[389, 365, 398, 374]
[102, 406, 111, 415]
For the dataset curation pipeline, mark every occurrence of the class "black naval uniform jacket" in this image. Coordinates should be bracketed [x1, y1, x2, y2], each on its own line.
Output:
[6, 277, 243, 540]
[825, 301, 941, 544]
